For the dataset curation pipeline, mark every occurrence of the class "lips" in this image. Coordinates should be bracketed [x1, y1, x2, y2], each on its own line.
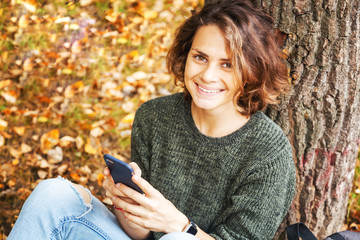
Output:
[196, 83, 223, 94]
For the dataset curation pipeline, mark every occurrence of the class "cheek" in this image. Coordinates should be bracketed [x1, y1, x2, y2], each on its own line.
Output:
[184, 60, 199, 81]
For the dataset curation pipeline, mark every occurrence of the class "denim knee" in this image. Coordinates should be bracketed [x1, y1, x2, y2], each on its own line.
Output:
[21, 177, 92, 218]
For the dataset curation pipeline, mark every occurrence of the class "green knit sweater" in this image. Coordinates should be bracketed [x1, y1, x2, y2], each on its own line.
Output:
[130, 93, 296, 240]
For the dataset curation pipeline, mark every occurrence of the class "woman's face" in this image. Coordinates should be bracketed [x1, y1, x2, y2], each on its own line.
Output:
[184, 24, 238, 114]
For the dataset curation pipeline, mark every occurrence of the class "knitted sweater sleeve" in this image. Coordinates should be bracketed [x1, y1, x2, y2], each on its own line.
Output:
[130, 104, 152, 182]
[210, 146, 296, 240]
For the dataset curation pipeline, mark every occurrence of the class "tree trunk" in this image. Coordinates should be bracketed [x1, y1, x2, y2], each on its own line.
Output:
[253, 0, 360, 238]
[204, 0, 360, 238]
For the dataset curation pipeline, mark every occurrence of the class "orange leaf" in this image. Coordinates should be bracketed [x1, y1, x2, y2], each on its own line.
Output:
[40, 129, 60, 153]
[70, 172, 80, 182]
[1, 90, 18, 104]
[8, 179, 16, 188]
[97, 173, 105, 186]
[36, 96, 53, 103]
[44, 51, 60, 59]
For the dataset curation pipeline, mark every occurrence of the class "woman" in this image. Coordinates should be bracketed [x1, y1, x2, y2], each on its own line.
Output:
[8, 1, 296, 239]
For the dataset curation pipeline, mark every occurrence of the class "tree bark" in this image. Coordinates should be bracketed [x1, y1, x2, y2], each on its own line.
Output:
[253, 0, 360, 238]
[205, 0, 360, 238]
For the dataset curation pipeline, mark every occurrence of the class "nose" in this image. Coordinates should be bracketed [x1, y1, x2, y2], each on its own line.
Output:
[201, 63, 219, 83]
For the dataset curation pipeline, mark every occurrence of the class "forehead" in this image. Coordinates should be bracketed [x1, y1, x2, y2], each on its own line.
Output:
[191, 25, 230, 59]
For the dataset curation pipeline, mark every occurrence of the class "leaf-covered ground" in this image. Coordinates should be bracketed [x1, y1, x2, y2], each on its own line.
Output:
[0, 0, 200, 237]
[0, 0, 359, 238]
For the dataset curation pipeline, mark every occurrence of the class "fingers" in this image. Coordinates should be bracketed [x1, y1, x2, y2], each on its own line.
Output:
[112, 195, 148, 218]
[103, 167, 110, 176]
[132, 175, 159, 198]
[129, 162, 142, 176]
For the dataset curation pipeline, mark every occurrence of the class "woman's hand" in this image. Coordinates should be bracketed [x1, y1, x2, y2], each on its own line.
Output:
[103, 162, 141, 206]
[112, 170, 189, 234]
[102, 163, 151, 240]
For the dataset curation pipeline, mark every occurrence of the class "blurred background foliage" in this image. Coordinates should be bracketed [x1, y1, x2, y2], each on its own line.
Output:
[0, 0, 359, 238]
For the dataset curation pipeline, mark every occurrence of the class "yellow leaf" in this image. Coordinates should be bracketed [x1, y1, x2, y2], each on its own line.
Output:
[6, 26, 18, 33]
[143, 10, 158, 20]
[63, 68, 73, 75]
[117, 38, 128, 44]
[12, 159, 19, 166]
[38, 116, 49, 123]
[1, 51, 8, 63]
[85, 139, 97, 154]
[72, 81, 84, 90]
[0, 80, 12, 89]
[121, 113, 135, 124]
[105, 12, 118, 23]
[18, 15, 29, 29]
[128, 50, 139, 58]
[69, 23, 80, 30]
[13, 126, 25, 136]
[0, 119, 8, 130]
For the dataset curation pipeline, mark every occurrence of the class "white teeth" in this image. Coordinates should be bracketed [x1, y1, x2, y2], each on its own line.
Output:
[198, 85, 221, 93]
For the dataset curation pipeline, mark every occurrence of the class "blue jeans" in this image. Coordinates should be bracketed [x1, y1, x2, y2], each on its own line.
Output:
[8, 177, 199, 240]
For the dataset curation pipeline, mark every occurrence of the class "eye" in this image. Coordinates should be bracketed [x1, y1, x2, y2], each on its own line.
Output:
[221, 62, 232, 69]
[194, 55, 207, 63]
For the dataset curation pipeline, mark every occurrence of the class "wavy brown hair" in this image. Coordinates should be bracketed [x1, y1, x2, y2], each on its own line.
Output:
[166, 0, 290, 117]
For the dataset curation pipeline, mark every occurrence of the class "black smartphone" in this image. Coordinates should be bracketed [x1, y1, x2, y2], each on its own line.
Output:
[103, 154, 144, 194]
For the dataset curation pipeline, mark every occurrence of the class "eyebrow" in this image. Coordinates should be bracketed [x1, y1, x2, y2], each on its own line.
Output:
[191, 48, 230, 62]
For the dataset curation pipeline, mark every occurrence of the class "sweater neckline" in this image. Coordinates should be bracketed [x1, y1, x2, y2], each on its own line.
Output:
[182, 96, 261, 147]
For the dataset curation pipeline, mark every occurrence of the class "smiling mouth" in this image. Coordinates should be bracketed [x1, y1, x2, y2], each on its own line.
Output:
[197, 84, 223, 94]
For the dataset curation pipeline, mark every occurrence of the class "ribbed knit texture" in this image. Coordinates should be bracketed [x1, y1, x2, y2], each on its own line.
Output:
[131, 93, 296, 240]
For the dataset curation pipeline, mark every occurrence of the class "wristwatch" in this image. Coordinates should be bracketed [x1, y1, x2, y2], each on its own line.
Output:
[183, 220, 198, 235]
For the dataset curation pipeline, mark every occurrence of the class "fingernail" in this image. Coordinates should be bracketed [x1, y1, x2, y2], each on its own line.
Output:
[133, 175, 139, 181]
